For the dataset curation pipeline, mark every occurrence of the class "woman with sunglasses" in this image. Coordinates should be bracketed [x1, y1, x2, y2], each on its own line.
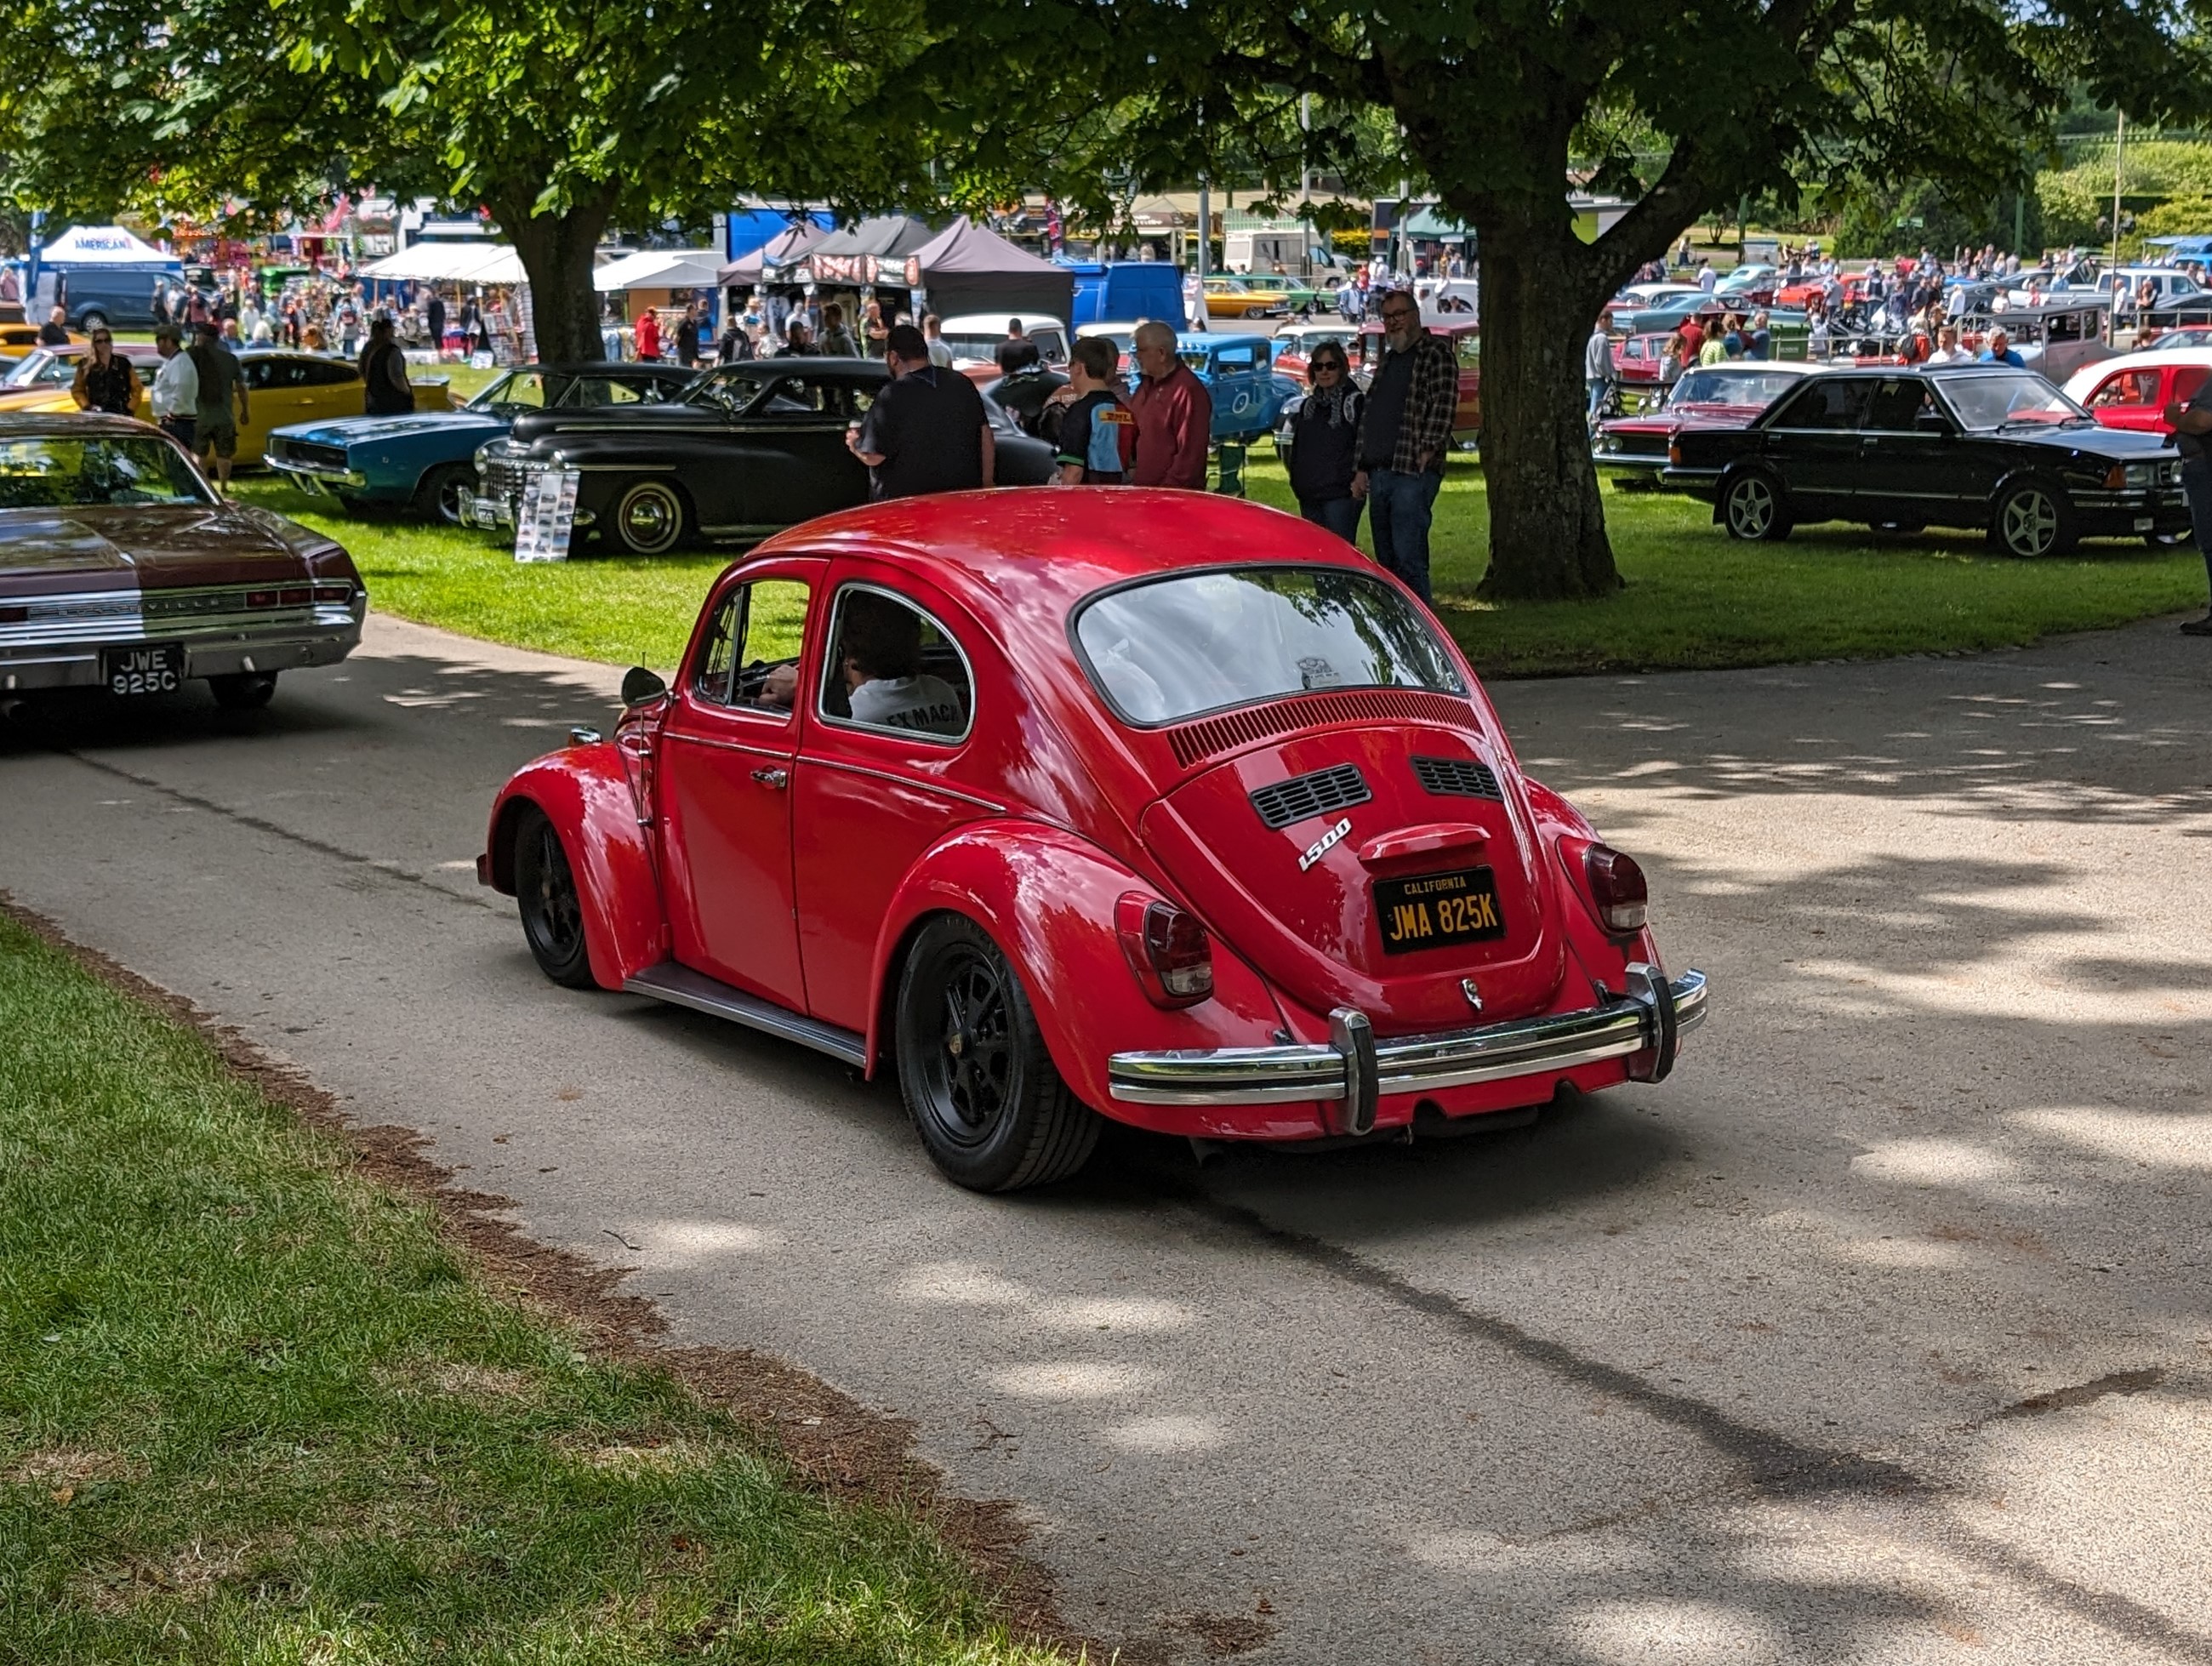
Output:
[70, 329, 142, 417]
[1286, 342, 1365, 542]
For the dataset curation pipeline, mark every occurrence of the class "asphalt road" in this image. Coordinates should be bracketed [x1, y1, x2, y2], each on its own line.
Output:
[4, 611, 2209, 1665]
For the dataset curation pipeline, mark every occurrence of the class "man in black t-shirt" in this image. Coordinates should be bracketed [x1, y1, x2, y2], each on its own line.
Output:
[850, 324, 995, 500]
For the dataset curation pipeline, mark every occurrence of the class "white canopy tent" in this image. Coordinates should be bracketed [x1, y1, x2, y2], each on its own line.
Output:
[41, 224, 180, 267]
[590, 249, 724, 292]
[356, 242, 525, 283]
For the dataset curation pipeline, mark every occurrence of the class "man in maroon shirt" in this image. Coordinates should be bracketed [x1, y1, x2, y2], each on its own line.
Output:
[1127, 321, 1212, 488]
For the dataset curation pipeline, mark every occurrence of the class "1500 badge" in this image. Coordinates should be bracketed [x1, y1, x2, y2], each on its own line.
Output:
[1298, 817, 1353, 872]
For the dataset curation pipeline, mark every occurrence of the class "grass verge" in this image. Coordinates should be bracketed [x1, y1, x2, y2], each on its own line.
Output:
[0, 906, 1072, 1665]
[233, 451, 2208, 680]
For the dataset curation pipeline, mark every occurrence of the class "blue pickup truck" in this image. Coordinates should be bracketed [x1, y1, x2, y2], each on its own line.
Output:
[1166, 334, 1296, 444]
[265, 361, 695, 522]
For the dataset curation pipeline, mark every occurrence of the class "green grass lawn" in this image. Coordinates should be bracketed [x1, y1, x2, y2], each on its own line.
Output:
[0, 912, 1069, 1665]
[234, 453, 2208, 680]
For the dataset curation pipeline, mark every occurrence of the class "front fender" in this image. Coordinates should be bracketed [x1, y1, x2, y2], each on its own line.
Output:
[482, 745, 669, 990]
[865, 822, 1296, 1133]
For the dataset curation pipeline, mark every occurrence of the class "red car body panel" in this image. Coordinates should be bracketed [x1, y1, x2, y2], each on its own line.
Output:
[1357, 322, 1481, 438]
[482, 492, 1694, 1142]
[2072, 358, 2212, 433]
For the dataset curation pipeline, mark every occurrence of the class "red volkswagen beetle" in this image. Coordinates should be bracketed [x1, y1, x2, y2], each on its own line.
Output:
[477, 494, 1707, 1191]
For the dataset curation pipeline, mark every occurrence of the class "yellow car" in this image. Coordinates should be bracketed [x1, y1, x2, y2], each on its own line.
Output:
[0, 346, 454, 464]
[1203, 277, 1290, 320]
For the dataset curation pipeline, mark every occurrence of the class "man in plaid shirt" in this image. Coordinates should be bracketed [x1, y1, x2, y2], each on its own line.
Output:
[1351, 290, 1459, 602]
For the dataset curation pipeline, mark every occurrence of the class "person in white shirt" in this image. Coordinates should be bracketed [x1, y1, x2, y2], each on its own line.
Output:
[148, 327, 200, 450]
[1924, 325, 1966, 364]
[835, 591, 963, 736]
[1696, 260, 1716, 292]
[1585, 322, 1612, 418]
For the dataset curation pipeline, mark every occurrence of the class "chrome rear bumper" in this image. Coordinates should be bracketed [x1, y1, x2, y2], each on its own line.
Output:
[1108, 967, 1707, 1133]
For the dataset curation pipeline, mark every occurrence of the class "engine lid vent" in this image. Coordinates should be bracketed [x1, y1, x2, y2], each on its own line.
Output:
[1249, 763, 1372, 830]
[1411, 755, 1502, 800]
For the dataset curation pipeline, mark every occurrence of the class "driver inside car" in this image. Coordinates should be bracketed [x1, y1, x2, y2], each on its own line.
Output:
[829, 591, 964, 734]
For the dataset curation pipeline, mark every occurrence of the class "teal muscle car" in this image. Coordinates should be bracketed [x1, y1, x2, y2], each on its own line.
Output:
[263, 362, 696, 523]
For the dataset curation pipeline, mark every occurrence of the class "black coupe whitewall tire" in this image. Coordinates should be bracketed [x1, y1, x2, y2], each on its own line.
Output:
[610, 479, 687, 556]
[513, 804, 596, 989]
[895, 915, 1101, 1192]
[1721, 470, 1793, 541]
[1991, 480, 2078, 558]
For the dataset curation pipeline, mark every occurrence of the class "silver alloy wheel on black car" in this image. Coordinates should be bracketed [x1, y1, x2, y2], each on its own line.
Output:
[1722, 470, 1791, 541]
[895, 914, 1100, 1192]
[1992, 480, 2076, 558]
[611, 479, 686, 556]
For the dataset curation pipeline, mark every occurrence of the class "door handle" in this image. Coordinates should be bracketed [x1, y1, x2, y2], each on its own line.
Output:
[750, 766, 789, 789]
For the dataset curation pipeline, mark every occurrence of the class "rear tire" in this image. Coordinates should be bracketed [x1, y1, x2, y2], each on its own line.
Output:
[895, 915, 1100, 1192]
[207, 671, 278, 710]
[1989, 479, 2078, 558]
[513, 804, 596, 989]
[1721, 469, 1793, 541]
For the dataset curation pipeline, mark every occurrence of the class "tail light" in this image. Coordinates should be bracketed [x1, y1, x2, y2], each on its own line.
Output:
[312, 582, 355, 605]
[1583, 845, 1649, 935]
[1115, 893, 1214, 1007]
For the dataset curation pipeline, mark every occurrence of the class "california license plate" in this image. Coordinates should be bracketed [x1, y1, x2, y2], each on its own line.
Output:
[100, 642, 184, 697]
[1374, 864, 1506, 955]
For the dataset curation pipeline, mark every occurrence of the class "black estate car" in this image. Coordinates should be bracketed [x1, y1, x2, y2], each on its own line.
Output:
[1662, 365, 2188, 557]
[467, 360, 1056, 554]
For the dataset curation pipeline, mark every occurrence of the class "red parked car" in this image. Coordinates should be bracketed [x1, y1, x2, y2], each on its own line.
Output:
[1594, 362, 1817, 488]
[477, 494, 1707, 1191]
[2061, 348, 2212, 433]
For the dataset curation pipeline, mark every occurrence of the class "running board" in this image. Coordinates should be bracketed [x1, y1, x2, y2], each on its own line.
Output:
[623, 962, 869, 1070]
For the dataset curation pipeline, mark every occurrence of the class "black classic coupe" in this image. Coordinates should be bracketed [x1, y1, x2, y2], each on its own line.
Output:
[467, 359, 1057, 555]
[1662, 364, 2189, 557]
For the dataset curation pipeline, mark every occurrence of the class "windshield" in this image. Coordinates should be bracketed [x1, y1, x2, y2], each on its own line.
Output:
[1940, 374, 2092, 431]
[467, 370, 547, 411]
[1074, 566, 1464, 727]
[1671, 368, 1801, 408]
[3, 350, 77, 391]
[0, 435, 212, 508]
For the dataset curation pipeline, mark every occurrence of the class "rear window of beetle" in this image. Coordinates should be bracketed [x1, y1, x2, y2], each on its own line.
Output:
[1073, 566, 1463, 727]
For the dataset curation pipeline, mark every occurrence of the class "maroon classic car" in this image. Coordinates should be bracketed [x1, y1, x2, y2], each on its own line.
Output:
[1593, 362, 1817, 488]
[0, 414, 366, 709]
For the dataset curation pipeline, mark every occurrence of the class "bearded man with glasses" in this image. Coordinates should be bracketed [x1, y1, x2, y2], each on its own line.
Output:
[1350, 293, 1457, 603]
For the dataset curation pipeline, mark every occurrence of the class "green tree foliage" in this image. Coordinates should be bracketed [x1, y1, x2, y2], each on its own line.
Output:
[928, 0, 2212, 599]
[0, 0, 946, 359]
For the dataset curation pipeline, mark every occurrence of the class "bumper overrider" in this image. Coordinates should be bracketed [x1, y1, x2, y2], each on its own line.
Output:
[1109, 966, 1707, 1137]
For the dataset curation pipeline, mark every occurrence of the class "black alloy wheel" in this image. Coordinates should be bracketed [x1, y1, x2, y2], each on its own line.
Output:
[610, 479, 687, 556]
[1721, 469, 1793, 541]
[513, 804, 595, 988]
[416, 463, 476, 526]
[895, 915, 1100, 1192]
[1990, 479, 2078, 559]
[206, 670, 278, 710]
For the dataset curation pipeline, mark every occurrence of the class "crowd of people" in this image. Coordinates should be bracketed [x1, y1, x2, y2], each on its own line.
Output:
[140, 271, 518, 361]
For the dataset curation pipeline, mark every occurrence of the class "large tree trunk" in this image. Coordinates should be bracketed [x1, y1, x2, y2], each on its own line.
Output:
[502, 188, 618, 362]
[1472, 214, 1622, 601]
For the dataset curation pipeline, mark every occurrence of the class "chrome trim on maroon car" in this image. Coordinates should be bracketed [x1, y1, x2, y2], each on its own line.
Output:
[1107, 969, 1707, 1107]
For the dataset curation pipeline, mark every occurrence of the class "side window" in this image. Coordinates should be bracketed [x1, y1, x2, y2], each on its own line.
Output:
[1455, 334, 1481, 369]
[816, 585, 972, 744]
[1217, 345, 1256, 370]
[2093, 371, 2159, 407]
[240, 358, 276, 391]
[302, 357, 357, 385]
[2045, 312, 2082, 343]
[689, 578, 812, 713]
[1773, 379, 1871, 431]
[1035, 329, 1069, 365]
[754, 375, 877, 420]
[1865, 379, 1933, 431]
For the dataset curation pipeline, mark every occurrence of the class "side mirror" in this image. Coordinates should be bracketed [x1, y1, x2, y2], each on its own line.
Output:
[1914, 410, 1953, 436]
[621, 665, 668, 707]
